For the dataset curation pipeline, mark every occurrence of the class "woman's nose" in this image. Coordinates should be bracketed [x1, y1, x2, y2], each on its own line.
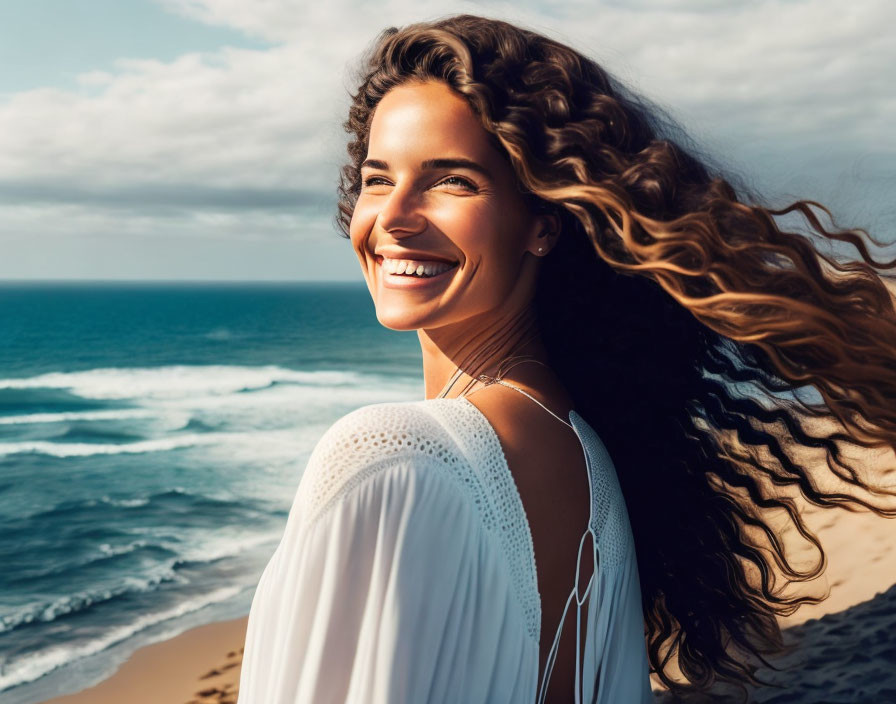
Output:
[377, 183, 427, 235]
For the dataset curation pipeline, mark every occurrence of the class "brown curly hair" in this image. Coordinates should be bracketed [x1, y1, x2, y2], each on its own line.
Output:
[334, 13, 896, 701]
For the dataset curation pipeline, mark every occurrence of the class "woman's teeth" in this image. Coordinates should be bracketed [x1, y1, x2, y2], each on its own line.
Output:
[382, 258, 457, 277]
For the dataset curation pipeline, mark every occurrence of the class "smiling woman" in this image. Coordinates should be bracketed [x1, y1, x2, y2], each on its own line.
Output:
[236, 13, 896, 704]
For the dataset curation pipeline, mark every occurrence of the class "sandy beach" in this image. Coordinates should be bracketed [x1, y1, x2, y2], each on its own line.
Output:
[39, 616, 248, 704]
[38, 436, 896, 704]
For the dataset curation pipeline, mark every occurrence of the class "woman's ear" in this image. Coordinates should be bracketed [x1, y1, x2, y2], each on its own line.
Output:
[531, 213, 561, 256]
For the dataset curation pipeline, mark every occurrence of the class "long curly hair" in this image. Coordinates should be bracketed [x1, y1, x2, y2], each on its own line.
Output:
[334, 13, 896, 700]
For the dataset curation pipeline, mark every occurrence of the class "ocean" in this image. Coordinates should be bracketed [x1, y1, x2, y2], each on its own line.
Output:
[0, 281, 424, 703]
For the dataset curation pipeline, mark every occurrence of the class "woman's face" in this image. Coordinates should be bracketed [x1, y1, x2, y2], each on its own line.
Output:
[350, 79, 549, 332]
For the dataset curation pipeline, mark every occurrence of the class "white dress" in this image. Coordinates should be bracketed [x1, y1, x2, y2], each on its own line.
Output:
[237, 394, 655, 704]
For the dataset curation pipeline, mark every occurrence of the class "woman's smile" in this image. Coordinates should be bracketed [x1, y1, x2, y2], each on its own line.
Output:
[376, 254, 460, 289]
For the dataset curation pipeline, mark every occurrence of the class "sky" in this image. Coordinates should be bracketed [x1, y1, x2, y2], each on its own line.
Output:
[0, 0, 893, 281]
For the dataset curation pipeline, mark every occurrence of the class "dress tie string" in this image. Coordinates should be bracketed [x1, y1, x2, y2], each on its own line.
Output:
[537, 525, 598, 704]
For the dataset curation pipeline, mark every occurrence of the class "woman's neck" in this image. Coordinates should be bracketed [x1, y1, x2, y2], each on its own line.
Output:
[418, 304, 551, 400]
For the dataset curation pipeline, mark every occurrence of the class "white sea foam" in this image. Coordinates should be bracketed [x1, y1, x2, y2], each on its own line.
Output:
[203, 327, 236, 341]
[99, 496, 150, 508]
[0, 425, 331, 459]
[0, 432, 220, 457]
[0, 366, 421, 446]
[156, 378, 419, 413]
[97, 538, 150, 555]
[0, 409, 157, 425]
[0, 525, 281, 637]
[0, 584, 244, 691]
[174, 528, 281, 565]
[0, 561, 184, 634]
[0, 365, 374, 400]
[198, 426, 320, 467]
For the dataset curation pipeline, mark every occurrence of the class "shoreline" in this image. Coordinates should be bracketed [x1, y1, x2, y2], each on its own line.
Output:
[37, 616, 249, 704]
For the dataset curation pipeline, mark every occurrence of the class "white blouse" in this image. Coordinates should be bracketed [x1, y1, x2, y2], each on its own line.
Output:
[237, 396, 655, 703]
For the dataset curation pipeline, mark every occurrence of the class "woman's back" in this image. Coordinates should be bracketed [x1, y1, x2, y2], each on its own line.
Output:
[462, 378, 602, 702]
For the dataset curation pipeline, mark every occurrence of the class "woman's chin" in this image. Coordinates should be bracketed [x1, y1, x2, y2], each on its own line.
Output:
[374, 305, 428, 331]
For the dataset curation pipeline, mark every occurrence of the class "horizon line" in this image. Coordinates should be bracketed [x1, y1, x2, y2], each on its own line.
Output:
[0, 278, 366, 284]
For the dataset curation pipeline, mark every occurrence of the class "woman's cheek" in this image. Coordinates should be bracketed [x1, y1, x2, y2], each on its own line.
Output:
[349, 204, 376, 244]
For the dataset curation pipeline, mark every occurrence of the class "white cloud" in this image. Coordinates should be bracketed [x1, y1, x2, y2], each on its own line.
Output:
[0, 45, 344, 190]
[157, 0, 896, 153]
[0, 0, 892, 278]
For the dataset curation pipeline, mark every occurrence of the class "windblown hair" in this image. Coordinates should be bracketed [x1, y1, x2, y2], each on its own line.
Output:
[334, 14, 896, 700]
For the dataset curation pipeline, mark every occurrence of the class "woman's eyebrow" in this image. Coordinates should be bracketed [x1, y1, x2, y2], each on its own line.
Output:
[360, 157, 493, 179]
[421, 158, 493, 179]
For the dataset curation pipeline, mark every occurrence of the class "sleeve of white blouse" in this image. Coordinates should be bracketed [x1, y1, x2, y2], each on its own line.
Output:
[578, 427, 656, 704]
[237, 405, 491, 704]
[584, 545, 655, 704]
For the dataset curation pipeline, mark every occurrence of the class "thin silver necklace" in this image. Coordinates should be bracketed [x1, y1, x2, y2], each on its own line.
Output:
[437, 355, 574, 430]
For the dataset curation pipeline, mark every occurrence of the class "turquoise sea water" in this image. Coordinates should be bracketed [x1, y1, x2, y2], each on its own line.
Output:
[0, 281, 424, 703]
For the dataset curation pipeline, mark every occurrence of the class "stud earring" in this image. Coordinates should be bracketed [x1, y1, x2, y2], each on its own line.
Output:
[537, 247, 544, 253]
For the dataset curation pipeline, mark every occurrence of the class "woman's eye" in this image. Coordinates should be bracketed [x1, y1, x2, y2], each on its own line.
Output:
[436, 175, 477, 191]
[360, 175, 477, 191]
